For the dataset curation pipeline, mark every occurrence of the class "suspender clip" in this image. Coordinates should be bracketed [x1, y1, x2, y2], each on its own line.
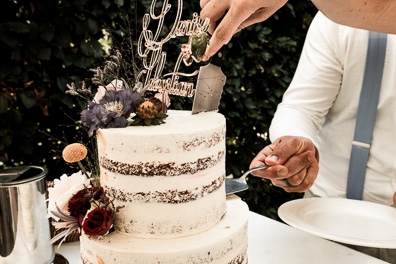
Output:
[352, 141, 371, 149]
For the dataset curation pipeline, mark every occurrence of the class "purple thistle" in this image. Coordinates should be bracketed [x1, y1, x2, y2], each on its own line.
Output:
[81, 102, 106, 137]
[81, 89, 142, 137]
[100, 89, 141, 115]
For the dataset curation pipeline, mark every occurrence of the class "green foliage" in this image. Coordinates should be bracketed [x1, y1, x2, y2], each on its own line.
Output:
[0, 0, 317, 219]
[0, 0, 143, 179]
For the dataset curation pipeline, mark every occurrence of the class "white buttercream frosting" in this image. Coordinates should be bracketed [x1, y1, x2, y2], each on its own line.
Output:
[96, 110, 227, 238]
[80, 195, 248, 264]
[82, 110, 249, 263]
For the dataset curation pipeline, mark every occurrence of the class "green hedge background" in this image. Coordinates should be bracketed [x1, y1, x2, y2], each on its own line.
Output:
[0, 0, 317, 220]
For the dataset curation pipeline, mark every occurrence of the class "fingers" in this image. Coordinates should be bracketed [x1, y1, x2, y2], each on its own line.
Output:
[265, 136, 318, 166]
[200, 0, 211, 9]
[282, 151, 315, 180]
[249, 136, 319, 193]
[201, 0, 228, 35]
[249, 145, 289, 181]
[231, 5, 280, 35]
[249, 145, 273, 169]
[201, 1, 257, 60]
[272, 154, 319, 193]
[201, 0, 288, 60]
[200, 0, 230, 27]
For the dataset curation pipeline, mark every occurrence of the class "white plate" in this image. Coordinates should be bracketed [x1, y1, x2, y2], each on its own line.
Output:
[278, 198, 396, 248]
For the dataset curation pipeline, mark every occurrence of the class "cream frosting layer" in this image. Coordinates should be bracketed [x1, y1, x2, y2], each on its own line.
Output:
[96, 110, 227, 238]
[80, 195, 248, 264]
[112, 186, 226, 237]
[97, 110, 226, 165]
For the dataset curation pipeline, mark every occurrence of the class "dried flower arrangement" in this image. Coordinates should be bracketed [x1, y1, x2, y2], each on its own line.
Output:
[46, 19, 175, 242]
[47, 144, 123, 246]
[46, 0, 212, 246]
[65, 50, 169, 137]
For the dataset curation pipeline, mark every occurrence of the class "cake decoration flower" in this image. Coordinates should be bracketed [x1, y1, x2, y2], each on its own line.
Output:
[81, 88, 142, 136]
[47, 174, 120, 246]
[132, 97, 168, 126]
[82, 206, 113, 236]
[47, 171, 91, 220]
[68, 187, 104, 225]
[49, 203, 81, 247]
[62, 143, 89, 178]
[93, 79, 128, 103]
[154, 92, 171, 111]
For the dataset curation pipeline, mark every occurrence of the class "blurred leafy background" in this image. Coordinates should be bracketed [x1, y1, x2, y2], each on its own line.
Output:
[0, 0, 317, 220]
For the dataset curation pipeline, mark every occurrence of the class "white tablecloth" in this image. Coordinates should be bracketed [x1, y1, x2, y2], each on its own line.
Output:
[57, 211, 388, 263]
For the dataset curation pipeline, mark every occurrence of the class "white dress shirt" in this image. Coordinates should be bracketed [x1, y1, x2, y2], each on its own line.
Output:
[269, 12, 396, 205]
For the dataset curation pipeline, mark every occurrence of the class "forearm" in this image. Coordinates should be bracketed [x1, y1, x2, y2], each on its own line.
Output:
[312, 0, 396, 34]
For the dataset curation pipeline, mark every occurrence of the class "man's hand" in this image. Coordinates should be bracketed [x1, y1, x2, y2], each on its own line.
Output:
[200, 0, 287, 60]
[200, 0, 396, 61]
[250, 136, 319, 192]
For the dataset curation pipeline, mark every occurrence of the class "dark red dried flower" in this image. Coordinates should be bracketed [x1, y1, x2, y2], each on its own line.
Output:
[149, 96, 166, 112]
[82, 207, 113, 236]
[68, 187, 103, 220]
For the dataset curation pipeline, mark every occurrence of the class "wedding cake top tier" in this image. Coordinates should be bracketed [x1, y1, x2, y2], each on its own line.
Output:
[97, 110, 227, 238]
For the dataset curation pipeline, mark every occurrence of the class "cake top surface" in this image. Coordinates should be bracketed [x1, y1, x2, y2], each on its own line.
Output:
[98, 110, 225, 136]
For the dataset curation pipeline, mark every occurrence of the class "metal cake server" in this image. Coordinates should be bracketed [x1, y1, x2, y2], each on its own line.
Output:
[226, 164, 270, 195]
[191, 49, 226, 114]
[192, 16, 226, 115]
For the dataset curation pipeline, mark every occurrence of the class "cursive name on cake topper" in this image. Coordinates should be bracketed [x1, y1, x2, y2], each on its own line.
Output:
[137, 0, 210, 98]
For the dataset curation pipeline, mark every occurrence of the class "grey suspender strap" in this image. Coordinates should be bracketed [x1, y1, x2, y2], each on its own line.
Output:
[346, 31, 387, 200]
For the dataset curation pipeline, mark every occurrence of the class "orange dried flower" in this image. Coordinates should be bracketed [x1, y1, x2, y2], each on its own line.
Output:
[136, 100, 159, 119]
[63, 143, 88, 163]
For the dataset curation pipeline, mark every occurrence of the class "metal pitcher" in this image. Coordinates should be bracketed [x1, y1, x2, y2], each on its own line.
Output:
[0, 166, 55, 264]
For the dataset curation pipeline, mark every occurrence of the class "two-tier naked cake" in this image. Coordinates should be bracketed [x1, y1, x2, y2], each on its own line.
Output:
[80, 110, 249, 263]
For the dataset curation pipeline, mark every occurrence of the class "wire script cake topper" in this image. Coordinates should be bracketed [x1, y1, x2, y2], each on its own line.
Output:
[137, 0, 210, 98]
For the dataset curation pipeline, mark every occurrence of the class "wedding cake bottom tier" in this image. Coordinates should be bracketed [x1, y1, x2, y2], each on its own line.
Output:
[80, 195, 248, 264]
